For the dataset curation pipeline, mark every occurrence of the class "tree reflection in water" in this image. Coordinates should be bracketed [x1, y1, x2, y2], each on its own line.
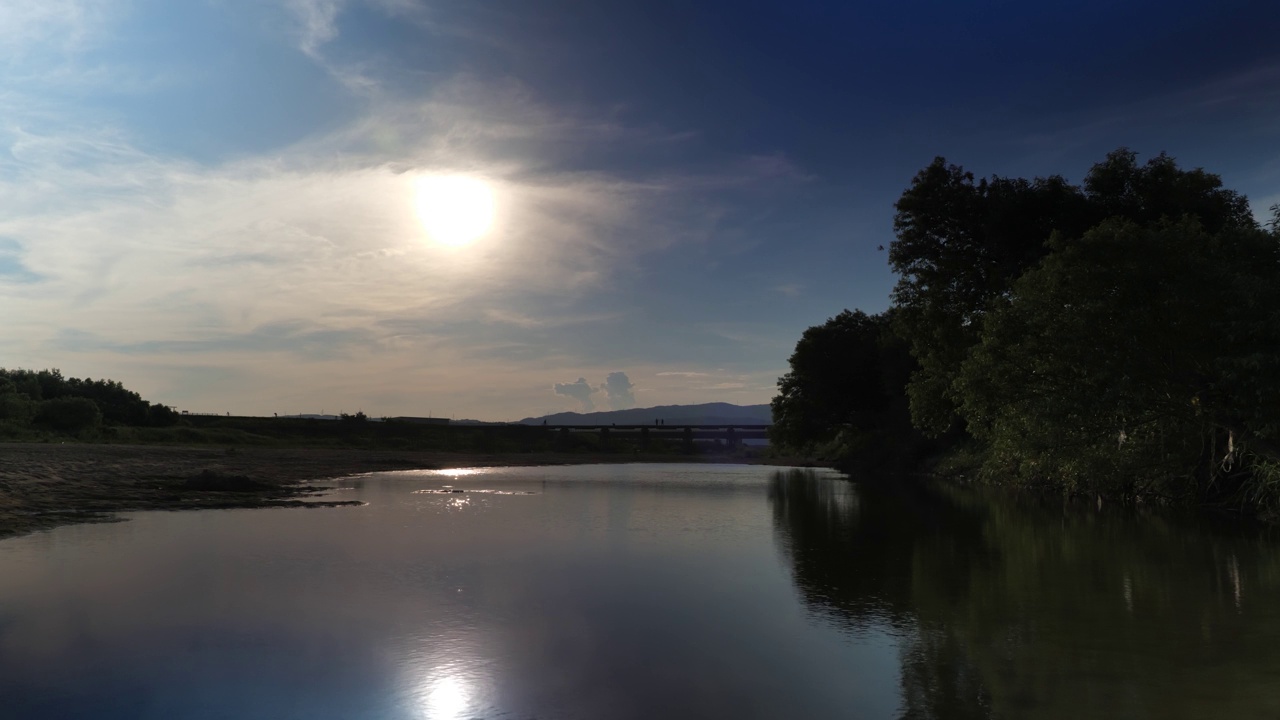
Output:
[768, 470, 1280, 720]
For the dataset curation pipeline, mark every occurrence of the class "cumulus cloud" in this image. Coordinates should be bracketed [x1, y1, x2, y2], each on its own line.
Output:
[554, 377, 596, 412]
[601, 371, 636, 410]
[553, 372, 636, 412]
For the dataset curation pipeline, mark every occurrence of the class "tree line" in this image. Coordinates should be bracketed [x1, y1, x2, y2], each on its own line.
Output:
[771, 149, 1280, 516]
[0, 368, 180, 436]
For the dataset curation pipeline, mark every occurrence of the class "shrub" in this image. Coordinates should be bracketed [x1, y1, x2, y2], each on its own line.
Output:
[35, 397, 103, 435]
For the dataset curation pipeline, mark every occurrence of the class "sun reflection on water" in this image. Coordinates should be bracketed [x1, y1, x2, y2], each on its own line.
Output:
[419, 674, 471, 719]
[429, 468, 486, 478]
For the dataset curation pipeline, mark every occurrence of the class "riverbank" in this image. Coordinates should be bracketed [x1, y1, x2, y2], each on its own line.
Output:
[0, 442, 824, 539]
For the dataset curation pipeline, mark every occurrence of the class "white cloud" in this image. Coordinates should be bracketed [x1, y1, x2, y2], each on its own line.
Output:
[285, 0, 345, 58]
[0, 0, 112, 59]
[0, 5, 809, 419]
[553, 378, 596, 412]
[601, 371, 635, 410]
[0, 78, 765, 416]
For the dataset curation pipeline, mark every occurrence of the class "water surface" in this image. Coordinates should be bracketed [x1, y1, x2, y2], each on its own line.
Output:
[1, 464, 1278, 719]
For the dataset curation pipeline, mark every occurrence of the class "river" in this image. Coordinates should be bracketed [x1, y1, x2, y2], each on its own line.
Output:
[1, 464, 1277, 719]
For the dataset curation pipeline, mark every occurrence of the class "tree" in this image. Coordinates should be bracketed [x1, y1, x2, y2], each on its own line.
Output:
[954, 217, 1280, 501]
[889, 159, 1090, 434]
[34, 397, 103, 435]
[0, 368, 180, 434]
[889, 149, 1258, 437]
[771, 310, 913, 456]
[0, 378, 36, 426]
[147, 403, 181, 427]
[1083, 149, 1254, 235]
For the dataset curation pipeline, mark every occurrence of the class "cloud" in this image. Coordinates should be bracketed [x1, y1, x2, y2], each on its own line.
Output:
[554, 378, 596, 412]
[650, 367, 780, 398]
[0, 238, 43, 284]
[0, 4, 811, 419]
[50, 321, 378, 361]
[552, 372, 636, 412]
[1011, 61, 1280, 165]
[0, 0, 111, 59]
[285, 0, 345, 58]
[0, 70, 807, 360]
[601, 371, 636, 410]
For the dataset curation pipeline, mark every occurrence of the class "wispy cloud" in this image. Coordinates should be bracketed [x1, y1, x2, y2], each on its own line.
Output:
[650, 367, 779, 400]
[0, 0, 112, 59]
[0, 238, 43, 284]
[0, 1, 807, 418]
[50, 322, 379, 361]
[1010, 61, 1280, 169]
[284, 0, 345, 58]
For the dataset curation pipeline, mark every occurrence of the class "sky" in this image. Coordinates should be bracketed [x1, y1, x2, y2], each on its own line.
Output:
[2, 0, 1279, 420]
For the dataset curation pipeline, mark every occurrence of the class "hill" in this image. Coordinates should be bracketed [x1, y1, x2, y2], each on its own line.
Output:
[518, 402, 771, 426]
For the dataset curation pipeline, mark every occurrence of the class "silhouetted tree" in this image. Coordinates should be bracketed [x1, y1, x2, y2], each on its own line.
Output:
[0, 368, 182, 434]
[889, 149, 1256, 436]
[771, 311, 920, 468]
[147, 403, 181, 427]
[34, 397, 102, 435]
[955, 217, 1280, 503]
[889, 159, 1090, 434]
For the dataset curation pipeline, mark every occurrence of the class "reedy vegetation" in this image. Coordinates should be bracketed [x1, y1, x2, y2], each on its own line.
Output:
[771, 149, 1280, 517]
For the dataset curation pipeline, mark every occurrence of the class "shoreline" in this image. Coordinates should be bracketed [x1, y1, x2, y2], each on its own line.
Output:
[0, 442, 826, 540]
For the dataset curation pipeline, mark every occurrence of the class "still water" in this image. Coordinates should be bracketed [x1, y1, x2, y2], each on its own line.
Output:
[1, 464, 1278, 719]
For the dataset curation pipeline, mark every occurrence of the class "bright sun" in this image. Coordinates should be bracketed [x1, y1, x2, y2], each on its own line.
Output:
[414, 176, 495, 247]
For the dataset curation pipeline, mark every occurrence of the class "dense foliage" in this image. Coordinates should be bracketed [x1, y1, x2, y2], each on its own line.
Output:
[769, 311, 924, 472]
[773, 149, 1280, 515]
[0, 368, 180, 438]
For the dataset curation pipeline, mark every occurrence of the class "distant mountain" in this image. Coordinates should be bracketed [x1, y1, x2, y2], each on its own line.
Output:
[518, 402, 771, 426]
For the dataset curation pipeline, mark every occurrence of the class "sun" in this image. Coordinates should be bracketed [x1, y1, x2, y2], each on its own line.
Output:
[414, 175, 495, 247]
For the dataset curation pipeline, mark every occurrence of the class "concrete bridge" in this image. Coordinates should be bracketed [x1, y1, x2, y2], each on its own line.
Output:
[545, 423, 770, 448]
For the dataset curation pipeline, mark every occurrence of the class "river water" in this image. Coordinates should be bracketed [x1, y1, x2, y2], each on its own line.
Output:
[1, 464, 1278, 719]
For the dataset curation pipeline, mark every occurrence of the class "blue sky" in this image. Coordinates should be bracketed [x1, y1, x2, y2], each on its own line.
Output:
[3, 0, 1279, 419]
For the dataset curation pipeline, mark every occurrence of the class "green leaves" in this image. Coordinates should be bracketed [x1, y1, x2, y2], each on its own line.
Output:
[889, 150, 1261, 442]
[954, 217, 1280, 498]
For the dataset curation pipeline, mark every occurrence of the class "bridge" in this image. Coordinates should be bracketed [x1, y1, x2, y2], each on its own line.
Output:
[544, 423, 770, 448]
